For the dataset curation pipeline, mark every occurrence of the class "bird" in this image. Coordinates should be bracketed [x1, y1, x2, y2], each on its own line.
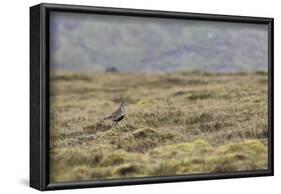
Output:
[103, 101, 126, 126]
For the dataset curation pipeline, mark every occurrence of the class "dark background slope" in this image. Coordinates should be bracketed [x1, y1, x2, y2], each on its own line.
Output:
[50, 12, 268, 73]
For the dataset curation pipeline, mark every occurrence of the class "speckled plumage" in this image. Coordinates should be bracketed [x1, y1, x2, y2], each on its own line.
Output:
[103, 101, 126, 124]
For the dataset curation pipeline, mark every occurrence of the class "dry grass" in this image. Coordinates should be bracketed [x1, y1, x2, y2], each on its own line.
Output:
[49, 71, 268, 183]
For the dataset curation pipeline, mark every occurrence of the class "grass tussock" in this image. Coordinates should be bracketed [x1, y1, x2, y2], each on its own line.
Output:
[50, 71, 268, 182]
[50, 140, 267, 182]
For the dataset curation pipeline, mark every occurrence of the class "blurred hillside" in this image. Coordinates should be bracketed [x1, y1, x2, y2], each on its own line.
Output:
[50, 12, 268, 73]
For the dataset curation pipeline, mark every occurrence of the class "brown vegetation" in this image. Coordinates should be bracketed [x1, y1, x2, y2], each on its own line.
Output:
[49, 71, 268, 182]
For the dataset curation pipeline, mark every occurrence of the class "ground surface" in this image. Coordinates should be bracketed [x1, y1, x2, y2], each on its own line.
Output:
[49, 71, 268, 183]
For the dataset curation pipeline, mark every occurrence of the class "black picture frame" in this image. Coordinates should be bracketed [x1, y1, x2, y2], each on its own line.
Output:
[30, 3, 274, 191]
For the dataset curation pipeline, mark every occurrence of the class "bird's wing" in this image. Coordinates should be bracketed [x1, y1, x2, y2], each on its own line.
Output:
[104, 107, 122, 119]
[110, 107, 122, 117]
